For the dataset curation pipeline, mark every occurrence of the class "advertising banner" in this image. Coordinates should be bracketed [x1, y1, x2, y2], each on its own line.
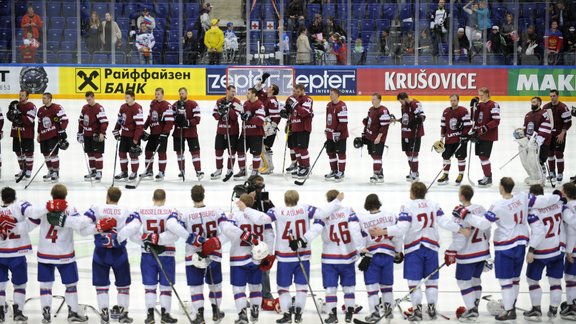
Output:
[295, 67, 357, 95]
[357, 68, 508, 96]
[508, 68, 576, 96]
[58, 67, 206, 97]
[205, 67, 228, 95]
[0, 66, 60, 95]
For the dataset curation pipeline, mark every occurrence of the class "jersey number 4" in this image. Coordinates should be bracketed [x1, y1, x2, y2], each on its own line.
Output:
[46, 225, 59, 243]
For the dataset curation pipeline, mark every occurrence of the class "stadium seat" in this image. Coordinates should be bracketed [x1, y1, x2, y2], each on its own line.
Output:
[47, 2, 62, 17]
[92, 53, 109, 64]
[367, 4, 381, 20]
[66, 17, 78, 29]
[48, 29, 63, 42]
[63, 29, 77, 40]
[376, 19, 391, 32]
[400, 4, 413, 21]
[0, 16, 11, 29]
[418, 4, 428, 19]
[167, 41, 179, 52]
[50, 17, 65, 29]
[62, 3, 77, 16]
[156, 18, 166, 31]
[113, 3, 124, 17]
[59, 53, 75, 64]
[352, 4, 366, 20]
[116, 18, 130, 31]
[0, 2, 10, 16]
[155, 2, 169, 19]
[167, 31, 180, 42]
[382, 4, 396, 20]
[0, 40, 8, 51]
[115, 52, 125, 64]
[47, 54, 59, 64]
[60, 41, 76, 52]
[308, 4, 321, 19]
[46, 41, 60, 53]
[165, 52, 178, 64]
[323, 4, 336, 18]
[184, 3, 200, 19]
[487, 54, 505, 65]
[401, 55, 415, 65]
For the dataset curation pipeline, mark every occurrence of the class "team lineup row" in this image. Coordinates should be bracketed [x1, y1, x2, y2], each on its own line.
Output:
[1, 178, 576, 323]
[3, 81, 576, 185]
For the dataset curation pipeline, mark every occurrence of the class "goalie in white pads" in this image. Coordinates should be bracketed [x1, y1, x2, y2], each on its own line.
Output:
[358, 194, 402, 322]
[368, 182, 467, 321]
[254, 73, 281, 175]
[221, 194, 275, 324]
[0, 187, 34, 322]
[20, 184, 89, 322]
[448, 185, 490, 322]
[523, 184, 565, 320]
[238, 190, 344, 323]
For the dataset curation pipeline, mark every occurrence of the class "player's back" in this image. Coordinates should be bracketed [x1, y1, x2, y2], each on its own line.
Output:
[37, 205, 80, 264]
[490, 194, 530, 251]
[359, 210, 398, 257]
[530, 201, 564, 259]
[269, 204, 316, 261]
[181, 205, 226, 262]
[139, 206, 177, 256]
[0, 201, 32, 256]
[227, 211, 267, 265]
[320, 206, 358, 264]
[399, 199, 442, 253]
[453, 203, 490, 263]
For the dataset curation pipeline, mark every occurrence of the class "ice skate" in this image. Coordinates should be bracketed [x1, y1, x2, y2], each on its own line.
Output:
[160, 307, 177, 323]
[144, 308, 155, 324]
[210, 169, 222, 180]
[114, 172, 128, 181]
[285, 162, 297, 173]
[94, 171, 102, 182]
[12, 305, 27, 322]
[212, 304, 225, 321]
[43, 171, 52, 182]
[250, 305, 259, 322]
[478, 176, 492, 187]
[50, 171, 59, 183]
[345, 307, 354, 323]
[67, 306, 88, 322]
[128, 172, 137, 182]
[427, 304, 437, 320]
[334, 171, 344, 182]
[455, 173, 464, 185]
[155, 172, 165, 181]
[192, 307, 205, 324]
[234, 308, 248, 324]
[196, 171, 205, 181]
[548, 306, 558, 319]
[324, 170, 337, 181]
[437, 173, 449, 185]
[408, 305, 423, 321]
[293, 307, 303, 323]
[42, 306, 50, 323]
[296, 167, 310, 179]
[458, 307, 479, 322]
[99, 308, 109, 324]
[139, 171, 153, 179]
[233, 168, 247, 181]
[84, 170, 96, 181]
[496, 308, 516, 321]
[382, 303, 393, 319]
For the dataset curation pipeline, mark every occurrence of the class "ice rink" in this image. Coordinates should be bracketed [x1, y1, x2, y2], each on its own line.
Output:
[0, 97, 574, 323]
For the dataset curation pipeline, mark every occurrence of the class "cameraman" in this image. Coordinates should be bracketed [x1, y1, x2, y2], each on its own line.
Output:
[246, 175, 275, 301]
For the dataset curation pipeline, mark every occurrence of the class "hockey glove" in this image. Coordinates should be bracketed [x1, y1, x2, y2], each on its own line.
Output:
[478, 125, 488, 136]
[140, 131, 150, 142]
[142, 232, 159, 245]
[47, 199, 68, 213]
[59, 140, 70, 150]
[259, 254, 276, 271]
[77, 133, 84, 143]
[279, 109, 290, 119]
[186, 232, 204, 247]
[452, 205, 469, 220]
[572, 106, 576, 117]
[97, 233, 122, 249]
[6, 108, 21, 123]
[47, 211, 67, 227]
[112, 130, 121, 141]
[241, 112, 251, 121]
[58, 131, 67, 140]
[394, 252, 404, 264]
[261, 72, 271, 83]
[200, 236, 222, 257]
[175, 114, 187, 127]
[444, 250, 457, 266]
[288, 237, 307, 251]
[358, 253, 372, 271]
[0, 215, 17, 240]
[96, 217, 117, 232]
[240, 230, 260, 246]
[470, 97, 479, 108]
[129, 144, 142, 157]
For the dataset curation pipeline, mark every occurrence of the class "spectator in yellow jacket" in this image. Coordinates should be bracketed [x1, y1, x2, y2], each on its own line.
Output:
[204, 18, 224, 64]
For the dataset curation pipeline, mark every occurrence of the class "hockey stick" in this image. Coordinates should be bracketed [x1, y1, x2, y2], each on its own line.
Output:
[81, 142, 93, 187]
[353, 263, 446, 324]
[222, 110, 235, 182]
[543, 162, 556, 188]
[149, 247, 194, 323]
[288, 231, 324, 324]
[111, 139, 119, 188]
[199, 214, 224, 322]
[294, 142, 326, 186]
[178, 125, 186, 182]
[24, 139, 63, 190]
[282, 122, 291, 175]
[428, 141, 464, 190]
[125, 143, 161, 190]
[15, 128, 26, 183]
[467, 101, 477, 187]
[499, 151, 520, 170]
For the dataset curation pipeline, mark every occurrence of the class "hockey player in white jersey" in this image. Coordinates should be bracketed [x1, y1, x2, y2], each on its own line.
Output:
[357, 194, 402, 322]
[220, 193, 275, 324]
[20, 184, 89, 323]
[560, 182, 576, 320]
[447, 185, 490, 322]
[316, 190, 363, 324]
[0, 187, 34, 322]
[168, 185, 229, 324]
[238, 189, 344, 324]
[522, 184, 565, 320]
[464, 177, 561, 321]
[138, 189, 183, 324]
[369, 182, 467, 321]
[80, 186, 142, 323]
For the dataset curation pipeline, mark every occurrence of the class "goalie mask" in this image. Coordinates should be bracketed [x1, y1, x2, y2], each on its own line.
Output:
[251, 241, 269, 261]
[191, 253, 210, 269]
[512, 128, 525, 140]
[432, 140, 445, 153]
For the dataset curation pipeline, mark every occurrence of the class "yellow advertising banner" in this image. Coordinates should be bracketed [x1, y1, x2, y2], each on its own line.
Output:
[58, 67, 206, 99]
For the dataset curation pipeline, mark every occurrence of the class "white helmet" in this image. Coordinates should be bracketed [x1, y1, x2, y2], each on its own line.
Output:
[191, 253, 210, 269]
[486, 299, 504, 316]
[251, 241, 269, 261]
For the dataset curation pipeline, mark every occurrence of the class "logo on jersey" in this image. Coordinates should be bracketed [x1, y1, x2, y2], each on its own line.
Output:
[526, 122, 535, 135]
[75, 69, 100, 93]
[151, 110, 159, 122]
[83, 114, 89, 127]
[42, 116, 52, 129]
[402, 113, 409, 125]
[478, 112, 484, 123]
[327, 114, 333, 125]
[449, 118, 459, 130]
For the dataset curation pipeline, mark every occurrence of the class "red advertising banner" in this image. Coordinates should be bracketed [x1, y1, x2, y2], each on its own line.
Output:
[357, 68, 509, 96]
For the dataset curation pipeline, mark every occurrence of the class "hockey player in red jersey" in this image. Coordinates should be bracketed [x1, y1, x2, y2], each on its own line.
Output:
[361, 93, 393, 183]
[173, 87, 203, 180]
[324, 88, 348, 182]
[437, 94, 472, 185]
[288, 84, 314, 179]
[470, 87, 501, 187]
[78, 91, 109, 182]
[235, 88, 266, 180]
[211, 85, 242, 180]
[112, 90, 145, 182]
[397, 92, 425, 182]
[37, 93, 69, 182]
[141, 88, 174, 181]
[257, 82, 281, 175]
[543, 89, 572, 182]
[8, 90, 36, 180]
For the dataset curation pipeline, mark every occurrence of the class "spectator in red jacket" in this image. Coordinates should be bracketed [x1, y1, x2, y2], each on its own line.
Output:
[19, 32, 40, 63]
[21, 6, 43, 40]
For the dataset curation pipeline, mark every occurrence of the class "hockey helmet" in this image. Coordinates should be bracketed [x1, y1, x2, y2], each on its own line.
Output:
[191, 253, 210, 269]
[353, 137, 363, 149]
[432, 140, 445, 153]
[251, 241, 269, 261]
[486, 299, 504, 316]
[455, 306, 466, 318]
[512, 128, 525, 140]
[59, 140, 70, 150]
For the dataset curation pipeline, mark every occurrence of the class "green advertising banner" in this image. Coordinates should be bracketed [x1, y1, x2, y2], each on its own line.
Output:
[508, 68, 576, 96]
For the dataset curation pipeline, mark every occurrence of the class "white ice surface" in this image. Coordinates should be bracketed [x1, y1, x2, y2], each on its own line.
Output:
[0, 98, 574, 323]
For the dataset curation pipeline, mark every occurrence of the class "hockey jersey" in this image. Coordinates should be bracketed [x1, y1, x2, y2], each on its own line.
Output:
[359, 210, 402, 258]
[81, 204, 142, 247]
[523, 108, 552, 146]
[172, 100, 201, 138]
[145, 100, 174, 135]
[289, 95, 313, 133]
[447, 204, 491, 264]
[244, 199, 341, 262]
[174, 206, 229, 264]
[441, 106, 472, 144]
[0, 201, 33, 257]
[563, 200, 576, 257]
[10, 101, 36, 139]
[387, 199, 460, 254]
[318, 206, 363, 264]
[78, 103, 109, 137]
[222, 210, 275, 267]
[264, 95, 281, 125]
[473, 100, 500, 142]
[325, 100, 349, 141]
[37, 103, 68, 141]
[528, 201, 564, 259]
[362, 105, 391, 142]
[242, 99, 266, 137]
[400, 99, 425, 139]
[542, 101, 572, 137]
[139, 206, 179, 257]
[114, 102, 144, 141]
[213, 97, 241, 136]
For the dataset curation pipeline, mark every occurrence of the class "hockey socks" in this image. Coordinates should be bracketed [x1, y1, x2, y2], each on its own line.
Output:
[457, 280, 477, 309]
[118, 286, 130, 311]
[249, 284, 263, 310]
[192, 150, 202, 171]
[425, 280, 439, 305]
[190, 285, 204, 313]
[158, 153, 167, 173]
[65, 284, 79, 313]
[233, 286, 248, 312]
[480, 156, 492, 176]
[13, 284, 26, 310]
[145, 285, 157, 309]
[159, 285, 172, 313]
